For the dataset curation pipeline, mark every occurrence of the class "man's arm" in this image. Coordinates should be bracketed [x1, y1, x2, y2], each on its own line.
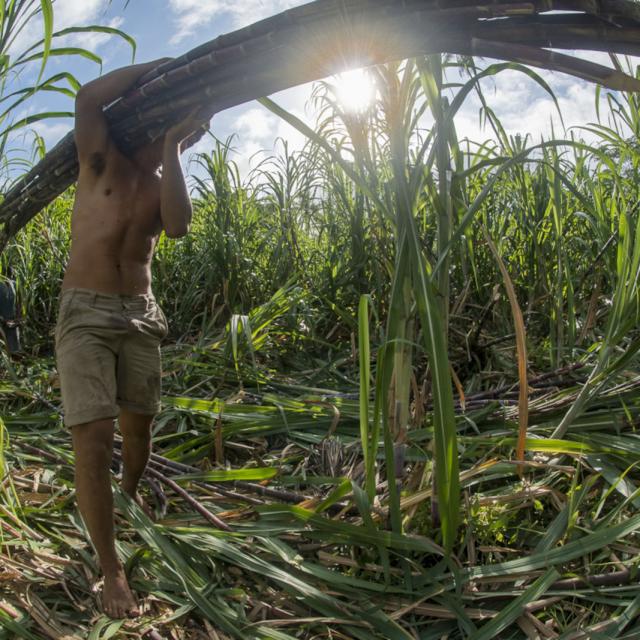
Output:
[160, 111, 209, 238]
[75, 59, 170, 168]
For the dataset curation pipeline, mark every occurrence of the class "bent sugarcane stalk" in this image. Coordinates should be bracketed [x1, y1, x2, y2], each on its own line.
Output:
[2, 0, 640, 246]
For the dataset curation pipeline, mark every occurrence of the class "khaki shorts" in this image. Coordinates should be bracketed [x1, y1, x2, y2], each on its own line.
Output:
[55, 288, 168, 427]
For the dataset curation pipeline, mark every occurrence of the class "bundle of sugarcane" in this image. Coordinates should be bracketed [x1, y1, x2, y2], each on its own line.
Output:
[2, 0, 640, 247]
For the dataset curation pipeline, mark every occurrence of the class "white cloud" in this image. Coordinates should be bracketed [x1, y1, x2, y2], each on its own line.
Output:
[449, 62, 623, 147]
[9, 0, 110, 55]
[5, 120, 72, 168]
[30, 120, 73, 146]
[229, 107, 283, 178]
[235, 108, 274, 140]
[167, 0, 303, 45]
[5, 0, 133, 88]
[54, 0, 107, 29]
[223, 86, 308, 178]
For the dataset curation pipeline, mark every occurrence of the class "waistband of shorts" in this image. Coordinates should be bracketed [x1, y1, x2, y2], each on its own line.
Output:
[60, 287, 157, 308]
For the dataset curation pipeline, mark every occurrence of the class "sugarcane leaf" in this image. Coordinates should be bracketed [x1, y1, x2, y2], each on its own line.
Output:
[469, 568, 559, 640]
[14, 47, 102, 67]
[35, 0, 53, 85]
[173, 467, 279, 482]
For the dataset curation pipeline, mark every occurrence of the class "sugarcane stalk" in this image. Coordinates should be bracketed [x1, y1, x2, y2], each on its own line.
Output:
[145, 455, 265, 506]
[551, 569, 632, 589]
[3, 0, 640, 247]
[144, 465, 231, 531]
[146, 475, 168, 519]
[143, 448, 312, 504]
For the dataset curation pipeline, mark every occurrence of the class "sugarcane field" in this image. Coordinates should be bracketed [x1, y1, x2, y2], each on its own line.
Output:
[2, 0, 640, 638]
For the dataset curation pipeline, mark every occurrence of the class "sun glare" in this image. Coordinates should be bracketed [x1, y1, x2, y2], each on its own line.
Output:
[333, 68, 376, 113]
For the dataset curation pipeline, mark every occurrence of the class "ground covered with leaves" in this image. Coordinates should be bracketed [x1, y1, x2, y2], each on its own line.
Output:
[2, 318, 640, 639]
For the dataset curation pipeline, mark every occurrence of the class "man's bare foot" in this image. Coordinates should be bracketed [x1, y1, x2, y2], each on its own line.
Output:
[103, 568, 139, 618]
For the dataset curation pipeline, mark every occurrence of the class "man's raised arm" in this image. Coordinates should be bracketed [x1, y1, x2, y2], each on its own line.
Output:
[75, 59, 170, 168]
[160, 110, 209, 238]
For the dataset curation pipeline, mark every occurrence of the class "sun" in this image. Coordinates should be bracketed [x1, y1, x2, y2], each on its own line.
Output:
[333, 68, 376, 113]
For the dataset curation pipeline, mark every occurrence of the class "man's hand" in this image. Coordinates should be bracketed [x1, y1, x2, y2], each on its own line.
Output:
[165, 108, 210, 152]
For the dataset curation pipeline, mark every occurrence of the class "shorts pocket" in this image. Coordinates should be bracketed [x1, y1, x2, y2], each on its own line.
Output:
[54, 293, 75, 342]
[154, 302, 169, 339]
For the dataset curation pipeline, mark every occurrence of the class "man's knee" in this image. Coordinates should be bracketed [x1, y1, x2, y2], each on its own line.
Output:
[72, 419, 115, 462]
[119, 410, 154, 442]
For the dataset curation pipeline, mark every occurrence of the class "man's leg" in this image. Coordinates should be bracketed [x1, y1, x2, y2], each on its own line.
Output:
[72, 419, 139, 618]
[119, 409, 154, 516]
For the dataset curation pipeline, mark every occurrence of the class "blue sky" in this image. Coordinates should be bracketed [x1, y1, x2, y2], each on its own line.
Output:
[10, 0, 633, 180]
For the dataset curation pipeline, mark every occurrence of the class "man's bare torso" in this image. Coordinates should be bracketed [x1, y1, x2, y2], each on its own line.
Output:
[62, 143, 162, 296]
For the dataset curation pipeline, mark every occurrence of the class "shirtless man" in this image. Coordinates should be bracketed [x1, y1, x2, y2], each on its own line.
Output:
[55, 61, 208, 618]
